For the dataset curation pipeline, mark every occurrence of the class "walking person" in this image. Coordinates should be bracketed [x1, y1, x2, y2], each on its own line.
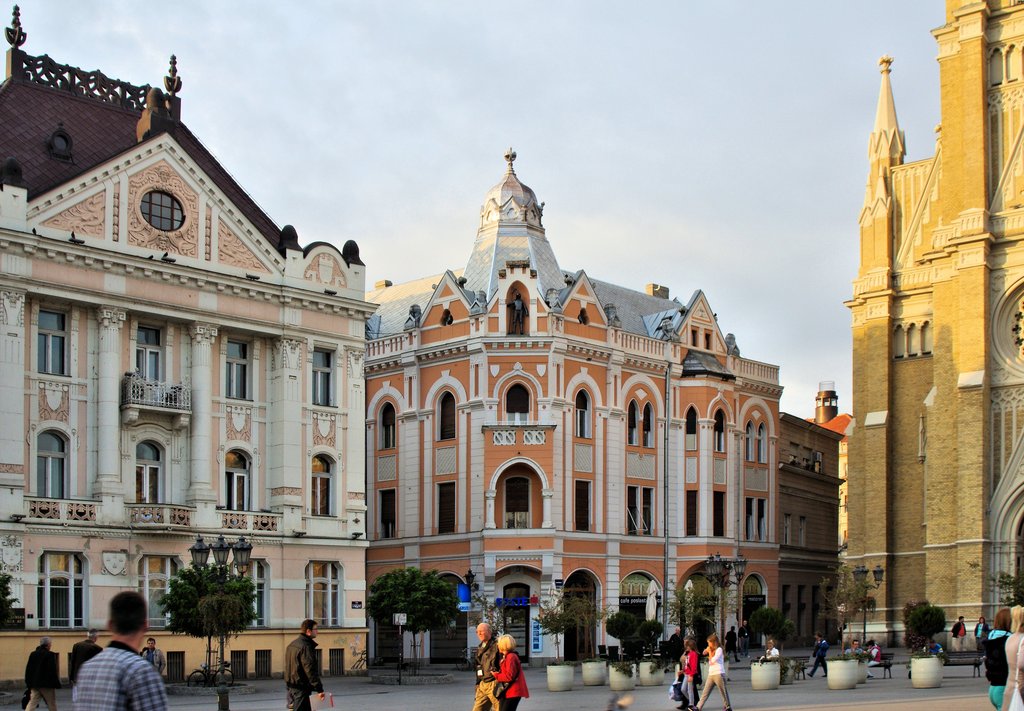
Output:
[738, 620, 750, 658]
[73, 590, 167, 711]
[25, 636, 61, 711]
[472, 622, 500, 711]
[808, 631, 829, 678]
[692, 633, 732, 711]
[951, 615, 967, 652]
[69, 629, 101, 703]
[491, 634, 528, 711]
[984, 607, 1011, 709]
[139, 637, 165, 677]
[676, 636, 699, 710]
[285, 619, 326, 711]
[1001, 605, 1024, 711]
[724, 626, 739, 663]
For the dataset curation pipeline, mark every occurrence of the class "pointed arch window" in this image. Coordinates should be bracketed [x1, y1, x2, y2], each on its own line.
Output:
[37, 430, 68, 499]
[757, 423, 768, 464]
[744, 422, 755, 461]
[505, 384, 530, 425]
[893, 325, 905, 359]
[713, 410, 726, 453]
[135, 441, 162, 504]
[627, 401, 639, 446]
[575, 390, 592, 439]
[380, 403, 396, 449]
[504, 476, 530, 529]
[438, 392, 456, 440]
[921, 321, 932, 355]
[642, 403, 654, 448]
[906, 323, 919, 356]
[685, 407, 697, 450]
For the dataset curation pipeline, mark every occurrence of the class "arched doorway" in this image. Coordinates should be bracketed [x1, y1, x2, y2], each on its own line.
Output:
[429, 573, 468, 662]
[685, 574, 716, 651]
[742, 576, 767, 650]
[563, 571, 599, 661]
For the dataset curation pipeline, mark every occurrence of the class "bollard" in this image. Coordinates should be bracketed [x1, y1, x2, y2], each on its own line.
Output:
[217, 682, 230, 710]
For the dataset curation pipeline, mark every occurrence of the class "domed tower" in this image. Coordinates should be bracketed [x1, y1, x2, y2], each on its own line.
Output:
[462, 148, 563, 299]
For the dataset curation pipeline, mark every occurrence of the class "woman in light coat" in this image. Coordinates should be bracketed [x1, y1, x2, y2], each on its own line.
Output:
[1000, 605, 1024, 711]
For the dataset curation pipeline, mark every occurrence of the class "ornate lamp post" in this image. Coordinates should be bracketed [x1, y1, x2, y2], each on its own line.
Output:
[852, 564, 884, 646]
[703, 553, 747, 637]
[189, 534, 252, 710]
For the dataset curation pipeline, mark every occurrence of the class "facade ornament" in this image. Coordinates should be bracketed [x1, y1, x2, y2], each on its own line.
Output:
[101, 551, 127, 576]
[0, 290, 25, 326]
[0, 536, 21, 573]
[96, 305, 126, 330]
[164, 54, 182, 97]
[504, 147, 516, 174]
[188, 322, 218, 345]
[878, 55, 894, 74]
[5, 5, 25, 48]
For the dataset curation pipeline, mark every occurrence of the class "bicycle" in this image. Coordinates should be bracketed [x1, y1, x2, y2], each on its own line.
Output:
[187, 658, 233, 687]
[454, 646, 473, 671]
[351, 649, 368, 670]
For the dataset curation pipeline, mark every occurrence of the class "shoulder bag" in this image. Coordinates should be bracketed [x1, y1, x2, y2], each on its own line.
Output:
[494, 656, 520, 700]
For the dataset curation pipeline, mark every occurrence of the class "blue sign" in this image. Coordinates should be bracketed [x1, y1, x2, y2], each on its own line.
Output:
[458, 583, 472, 612]
[495, 597, 530, 607]
[531, 617, 542, 654]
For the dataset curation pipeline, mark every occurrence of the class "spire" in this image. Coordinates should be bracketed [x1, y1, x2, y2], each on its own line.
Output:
[5, 5, 26, 48]
[870, 55, 905, 164]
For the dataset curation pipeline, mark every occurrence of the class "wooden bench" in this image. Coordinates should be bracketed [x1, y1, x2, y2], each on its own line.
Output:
[872, 652, 894, 678]
[944, 651, 983, 677]
[789, 658, 807, 680]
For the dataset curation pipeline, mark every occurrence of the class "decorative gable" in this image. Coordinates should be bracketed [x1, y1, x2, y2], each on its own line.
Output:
[127, 160, 200, 258]
[218, 220, 270, 273]
[41, 190, 106, 238]
[302, 251, 348, 288]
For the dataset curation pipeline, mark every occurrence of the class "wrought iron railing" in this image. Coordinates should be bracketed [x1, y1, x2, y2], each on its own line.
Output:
[120, 373, 191, 411]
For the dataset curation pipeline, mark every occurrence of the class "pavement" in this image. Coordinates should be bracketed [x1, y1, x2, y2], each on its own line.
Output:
[29, 654, 994, 710]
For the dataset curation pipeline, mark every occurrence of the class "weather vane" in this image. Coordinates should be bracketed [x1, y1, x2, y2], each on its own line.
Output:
[6, 5, 26, 48]
[164, 54, 182, 97]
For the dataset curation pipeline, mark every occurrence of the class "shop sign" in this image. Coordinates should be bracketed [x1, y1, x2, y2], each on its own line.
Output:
[495, 597, 530, 607]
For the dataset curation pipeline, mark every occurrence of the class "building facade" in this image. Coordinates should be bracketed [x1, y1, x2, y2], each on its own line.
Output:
[364, 150, 783, 662]
[0, 10, 371, 680]
[847, 0, 1024, 630]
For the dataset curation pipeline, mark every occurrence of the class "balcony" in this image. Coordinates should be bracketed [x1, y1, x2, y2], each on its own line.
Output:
[218, 509, 281, 533]
[127, 503, 194, 527]
[121, 373, 191, 428]
[25, 497, 98, 523]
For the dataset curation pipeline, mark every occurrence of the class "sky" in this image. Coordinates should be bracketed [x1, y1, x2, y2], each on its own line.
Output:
[22, 1, 946, 417]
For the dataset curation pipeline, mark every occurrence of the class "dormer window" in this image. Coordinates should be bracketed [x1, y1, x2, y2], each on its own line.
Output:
[47, 125, 73, 162]
[141, 190, 184, 232]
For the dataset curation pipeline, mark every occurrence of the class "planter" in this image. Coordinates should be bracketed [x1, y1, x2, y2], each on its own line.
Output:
[638, 660, 661, 686]
[546, 664, 574, 692]
[750, 662, 781, 690]
[581, 661, 606, 686]
[856, 660, 868, 684]
[826, 659, 859, 690]
[780, 663, 795, 685]
[609, 664, 635, 691]
[910, 656, 942, 689]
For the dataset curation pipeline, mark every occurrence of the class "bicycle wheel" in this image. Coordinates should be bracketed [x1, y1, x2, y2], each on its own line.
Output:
[187, 670, 207, 687]
[214, 668, 233, 687]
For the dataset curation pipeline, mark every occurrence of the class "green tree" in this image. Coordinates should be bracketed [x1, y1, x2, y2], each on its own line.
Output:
[748, 606, 795, 650]
[822, 564, 868, 648]
[366, 568, 460, 665]
[994, 571, 1024, 607]
[537, 588, 575, 663]
[907, 604, 947, 651]
[0, 571, 17, 627]
[667, 585, 714, 638]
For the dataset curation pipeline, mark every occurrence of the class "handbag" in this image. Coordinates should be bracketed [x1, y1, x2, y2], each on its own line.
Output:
[493, 656, 520, 700]
[669, 680, 684, 702]
[21, 689, 29, 710]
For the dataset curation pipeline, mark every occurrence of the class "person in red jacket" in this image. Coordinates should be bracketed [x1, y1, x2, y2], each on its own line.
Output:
[677, 636, 700, 710]
[492, 634, 529, 711]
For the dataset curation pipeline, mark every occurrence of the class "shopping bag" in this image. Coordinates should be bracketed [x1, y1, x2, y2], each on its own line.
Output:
[668, 680, 683, 702]
[310, 692, 335, 710]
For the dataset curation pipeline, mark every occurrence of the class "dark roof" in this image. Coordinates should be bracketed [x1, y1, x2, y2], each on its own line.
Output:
[681, 350, 735, 380]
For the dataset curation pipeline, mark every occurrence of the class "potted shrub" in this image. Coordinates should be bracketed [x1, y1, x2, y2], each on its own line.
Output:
[537, 590, 575, 692]
[635, 619, 665, 686]
[609, 659, 635, 691]
[750, 656, 781, 690]
[747, 606, 794, 690]
[563, 595, 605, 686]
[906, 603, 947, 689]
[779, 656, 799, 686]
[826, 651, 861, 690]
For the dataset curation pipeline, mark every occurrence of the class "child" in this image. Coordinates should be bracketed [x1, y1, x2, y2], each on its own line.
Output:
[677, 636, 699, 710]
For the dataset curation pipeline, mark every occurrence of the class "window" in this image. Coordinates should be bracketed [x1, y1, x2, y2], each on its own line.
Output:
[921, 322, 933, 354]
[226, 340, 249, 399]
[438, 393, 456, 441]
[311, 455, 332, 516]
[250, 560, 268, 627]
[312, 349, 333, 406]
[504, 477, 530, 529]
[578, 307, 589, 325]
[437, 482, 455, 534]
[893, 325, 905, 359]
[379, 489, 396, 539]
[440, 309, 454, 326]
[642, 403, 654, 448]
[713, 410, 726, 452]
[685, 490, 698, 536]
[575, 391, 591, 439]
[136, 326, 162, 380]
[139, 556, 177, 628]
[37, 553, 84, 628]
[713, 491, 725, 537]
[307, 562, 342, 627]
[37, 431, 67, 498]
[140, 190, 185, 231]
[745, 497, 767, 542]
[704, 332, 711, 350]
[574, 480, 591, 532]
[799, 516, 807, 546]
[685, 408, 697, 450]
[135, 441, 162, 504]
[757, 424, 767, 463]
[380, 403, 396, 449]
[224, 450, 250, 511]
[37, 310, 67, 375]
[627, 401, 639, 445]
[627, 485, 653, 535]
[783, 513, 792, 545]
[505, 384, 529, 424]
[744, 422, 754, 461]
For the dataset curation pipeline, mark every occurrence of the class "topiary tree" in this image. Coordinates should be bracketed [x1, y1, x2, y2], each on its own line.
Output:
[606, 609, 639, 642]
[902, 600, 932, 651]
[907, 603, 947, 651]
[367, 568, 460, 668]
[748, 606, 795, 650]
[636, 619, 665, 657]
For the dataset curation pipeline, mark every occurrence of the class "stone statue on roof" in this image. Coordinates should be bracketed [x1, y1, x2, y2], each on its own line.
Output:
[508, 291, 528, 335]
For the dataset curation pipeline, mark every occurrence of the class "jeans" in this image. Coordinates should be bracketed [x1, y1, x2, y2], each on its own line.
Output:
[695, 674, 730, 710]
[809, 656, 828, 677]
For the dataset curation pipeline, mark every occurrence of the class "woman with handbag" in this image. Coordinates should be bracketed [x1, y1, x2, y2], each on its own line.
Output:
[676, 636, 700, 710]
[1001, 606, 1024, 711]
[492, 634, 529, 711]
[691, 633, 732, 711]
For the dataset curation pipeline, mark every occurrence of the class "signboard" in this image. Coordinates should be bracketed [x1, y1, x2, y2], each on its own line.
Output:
[554, 578, 564, 589]
[393, 613, 406, 626]
[351, 601, 363, 609]
[495, 597, 530, 607]
[618, 595, 660, 606]
[531, 617, 542, 654]
[0, 608, 24, 630]
[458, 583, 472, 612]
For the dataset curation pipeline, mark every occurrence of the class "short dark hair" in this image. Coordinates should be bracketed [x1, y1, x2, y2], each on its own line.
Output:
[300, 618, 318, 634]
[109, 591, 148, 635]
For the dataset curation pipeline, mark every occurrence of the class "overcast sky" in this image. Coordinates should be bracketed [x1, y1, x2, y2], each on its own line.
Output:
[26, 1, 946, 417]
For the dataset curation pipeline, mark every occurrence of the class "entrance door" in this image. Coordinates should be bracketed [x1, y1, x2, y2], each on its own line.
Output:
[502, 583, 530, 661]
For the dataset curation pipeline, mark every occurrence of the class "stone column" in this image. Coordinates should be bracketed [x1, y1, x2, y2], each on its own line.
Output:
[485, 490, 496, 529]
[187, 323, 218, 505]
[268, 338, 303, 529]
[0, 291, 26, 489]
[95, 306, 126, 494]
[541, 489, 553, 528]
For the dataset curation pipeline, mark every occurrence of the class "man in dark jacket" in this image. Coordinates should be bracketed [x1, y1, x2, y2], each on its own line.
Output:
[285, 619, 325, 711]
[24, 636, 61, 710]
[472, 622, 500, 711]
[69, 629, 101, 701]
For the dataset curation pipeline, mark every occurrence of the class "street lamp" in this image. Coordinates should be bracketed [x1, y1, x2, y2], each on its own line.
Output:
[703, 553, 747, 637]
[852, 564, 884, 646]
[189, 534, 252, 710]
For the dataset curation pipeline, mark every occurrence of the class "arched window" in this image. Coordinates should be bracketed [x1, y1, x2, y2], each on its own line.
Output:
[642, 403, 654, 448]
[744, 422, 755, 461]
[224, 450, 250, 511]
[575, 390, 591, 439]
[893, 325, 905, 359]
[921, 321, 933, 355]
[312, 455, 332, 516]
[380, 403, 396, 449]
[138, 556, 177, 628]
[37, 553, 84, 628]
[438, 392, 457, 440]
[307, 562, 342, 627]
[757, 423, 768, 464]
[907, 323, 919, 356]
[504, 477, 530, 529]
[627, 401, 639, 446]
[250, 560, 268, 627]
[135, 441, 162, 504]
[578, 307, 589, 325]
[505, 384, 530, 424]
[1010, 45, 1021, 82]
[992, 48, 1005, 85]
[685, 407, 698, 450]
[713, 410, 726, 453]
[440, 309, 454, 326]
[37, 431, 67, 499]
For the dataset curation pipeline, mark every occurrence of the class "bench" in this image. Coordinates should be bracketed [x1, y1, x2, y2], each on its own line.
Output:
[874, 652, 894, 678]
[789, 658, 807, 680]
[944, 651, 983, 677]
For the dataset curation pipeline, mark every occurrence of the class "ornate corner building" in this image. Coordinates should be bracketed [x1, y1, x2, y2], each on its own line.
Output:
[0, 8, 373, 679]
[364, 149, 789, 662]
[847, 0, 1024, 633]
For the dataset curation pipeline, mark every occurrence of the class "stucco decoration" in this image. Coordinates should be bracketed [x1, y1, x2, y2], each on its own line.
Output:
[0, 290, 25, 326]
[271, 486, 302, 497]
[42, 190, 106, 237]
[0, 536, 22, 573]
[304, 252, 347, 288]
[101, 551, 127, 576]
[0, 464, 22, 474]
[218, 220, 269, 272]
[127, 160, 198, 257]
[348, 492, 365, 502]
[273, 339, 303, 371]
[312, 412, 337, 448]
[225, 405, 252, 441]
[347, 350, 363, 380]
[38, 381, 69, 422]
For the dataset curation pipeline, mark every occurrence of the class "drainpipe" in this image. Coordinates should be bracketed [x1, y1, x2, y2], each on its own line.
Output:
[663, 353, 672, 635]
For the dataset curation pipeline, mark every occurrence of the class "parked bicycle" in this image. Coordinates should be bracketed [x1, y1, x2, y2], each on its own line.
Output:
[351, 649, 368, 670]
[454, 646, 474, 671]
[187, 658, 233, 687]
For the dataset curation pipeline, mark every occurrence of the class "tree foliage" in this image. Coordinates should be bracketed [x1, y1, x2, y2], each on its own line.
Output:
[902, 600, 932, 651]
[994, 571, 1024, 607]
[0, 572, 17, 627]
[907, 604, 947, 642]
[563, 594, 604, 661]
[821, 564, 870, 648]
[748, 606, 795, 648]
[605, 610, 640, 641]
[537, 588, 576, 663]
[366, 568, 459, 636]
[160, 564, 256, 641]
[667, 584, 714, 638]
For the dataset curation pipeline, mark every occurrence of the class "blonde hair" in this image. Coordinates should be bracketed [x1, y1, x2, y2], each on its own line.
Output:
[1012, 605, 1024, 634]
[497, 634, 517, 653]
[706, 633, 720, 650]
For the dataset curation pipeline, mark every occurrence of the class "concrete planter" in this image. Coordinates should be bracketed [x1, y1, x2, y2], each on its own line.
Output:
[857, 660, 868, 684]
[826, 659, 859, 690]
[546, 664, 574, 692]
[638, 660, 662, 686]
[609, 664, 635, 691]
[910, 656, 942, 689]
[750, 661, 781, 690]
[581, 661, 606, 686]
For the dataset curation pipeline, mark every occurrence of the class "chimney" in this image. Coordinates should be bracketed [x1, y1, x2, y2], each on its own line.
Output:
[375, 279, 393, 290]
[645, 283, 669, 299]
[815, 381, 839, 424]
